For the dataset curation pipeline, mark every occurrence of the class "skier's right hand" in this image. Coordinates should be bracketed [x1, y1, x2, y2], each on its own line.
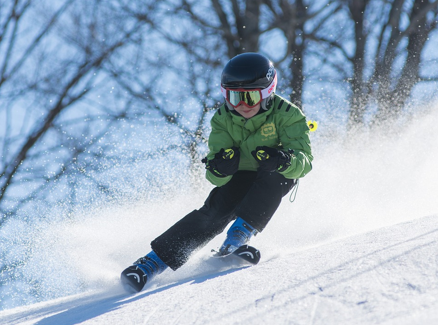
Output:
[202, 147, 240, 177]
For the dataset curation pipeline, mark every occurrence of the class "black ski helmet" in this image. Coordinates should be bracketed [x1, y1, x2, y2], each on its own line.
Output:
[221, 53, 277, 110]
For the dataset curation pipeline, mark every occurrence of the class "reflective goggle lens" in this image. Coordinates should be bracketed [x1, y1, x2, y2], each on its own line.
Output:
[227, 90, 262, 107]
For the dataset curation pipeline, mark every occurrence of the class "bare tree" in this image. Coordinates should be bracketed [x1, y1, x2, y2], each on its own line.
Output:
[0, 0, 164, 224]
[2, 0, 437, 226]
[372, 0, 438, 123]
[338, 0, 438, 127]
[262, 0, 309, 106]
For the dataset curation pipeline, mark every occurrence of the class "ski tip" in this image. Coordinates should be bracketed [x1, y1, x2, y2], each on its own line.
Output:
[211, 245, 261, 264]
[120, 266, 147, 293]
[233, 245, 261, 265]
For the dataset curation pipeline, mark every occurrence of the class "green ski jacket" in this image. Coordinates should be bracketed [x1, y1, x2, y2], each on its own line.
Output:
[205, 94, 313, 187]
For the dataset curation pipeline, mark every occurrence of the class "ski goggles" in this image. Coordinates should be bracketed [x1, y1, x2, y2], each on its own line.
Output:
[221, 74, 277, 108]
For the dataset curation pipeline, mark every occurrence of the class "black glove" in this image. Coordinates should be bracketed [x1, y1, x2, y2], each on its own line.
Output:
[202, 147, 240, 177]
[251, 146, 293, 173]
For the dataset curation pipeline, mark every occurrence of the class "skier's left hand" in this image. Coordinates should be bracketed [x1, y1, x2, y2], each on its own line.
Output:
[251, 146, 292, 172]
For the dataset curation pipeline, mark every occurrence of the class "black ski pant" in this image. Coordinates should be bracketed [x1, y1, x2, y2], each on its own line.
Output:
[151, 170, 296, 270]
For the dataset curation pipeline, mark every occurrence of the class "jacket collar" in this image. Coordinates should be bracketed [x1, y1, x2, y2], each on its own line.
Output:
[230, 106, 274, 132]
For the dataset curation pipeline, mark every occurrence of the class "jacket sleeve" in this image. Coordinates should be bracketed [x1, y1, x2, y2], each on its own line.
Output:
[205, 108, 235, 187]
[277, 105, 313, 179]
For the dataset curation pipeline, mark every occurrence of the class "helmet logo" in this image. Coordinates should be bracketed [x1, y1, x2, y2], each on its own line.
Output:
[266, 66, 275, 81]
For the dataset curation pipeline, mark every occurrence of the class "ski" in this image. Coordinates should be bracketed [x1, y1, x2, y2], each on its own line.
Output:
[212, 245, 261, 265]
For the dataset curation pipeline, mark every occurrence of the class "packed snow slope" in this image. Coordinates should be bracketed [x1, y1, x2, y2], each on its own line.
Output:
[1, 215, 438, 324]
[0, 107, 437, 324]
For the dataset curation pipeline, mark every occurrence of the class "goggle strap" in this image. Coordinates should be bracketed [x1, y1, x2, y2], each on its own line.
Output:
[260, 74, 277, 98]
[220, 86, 227, 98]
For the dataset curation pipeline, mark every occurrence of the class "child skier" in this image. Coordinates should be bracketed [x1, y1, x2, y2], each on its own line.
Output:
[121, 52, 313, 292]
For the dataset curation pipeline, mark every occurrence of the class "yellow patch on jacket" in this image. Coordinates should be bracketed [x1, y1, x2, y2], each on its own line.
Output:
[260, 122, 277, 141]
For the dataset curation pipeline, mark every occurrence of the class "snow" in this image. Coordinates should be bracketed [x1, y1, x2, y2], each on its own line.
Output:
[0, 214, 437, 324]
[1, 108, 438, 324]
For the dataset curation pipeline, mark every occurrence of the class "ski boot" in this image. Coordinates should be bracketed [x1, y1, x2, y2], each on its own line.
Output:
[121, 250, 168, 293]
[219, 217, 258, 256]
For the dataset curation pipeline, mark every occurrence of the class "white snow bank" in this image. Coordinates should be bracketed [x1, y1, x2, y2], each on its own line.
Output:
[1, 214, 437, 325]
